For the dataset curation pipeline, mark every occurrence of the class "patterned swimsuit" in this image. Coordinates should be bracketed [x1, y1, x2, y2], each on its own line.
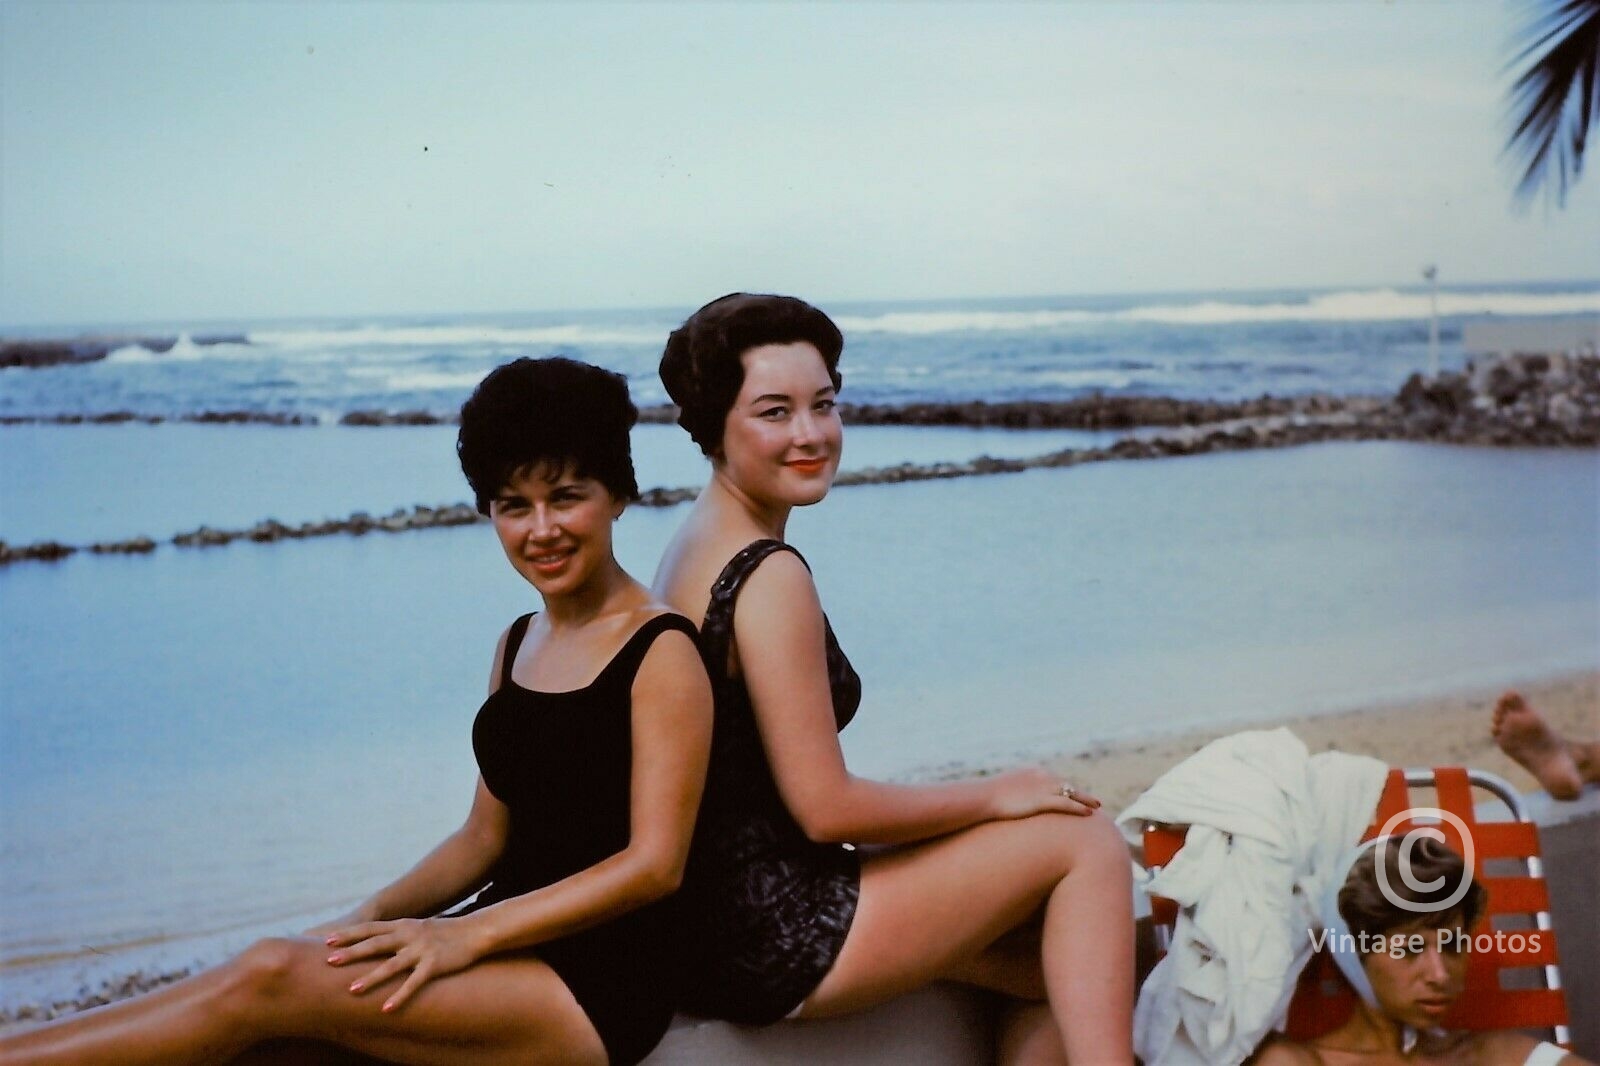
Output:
[678, 540, 864, 1024]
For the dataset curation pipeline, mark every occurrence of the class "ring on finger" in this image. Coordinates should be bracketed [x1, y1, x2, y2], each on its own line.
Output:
[1058, 782, 1078, 799]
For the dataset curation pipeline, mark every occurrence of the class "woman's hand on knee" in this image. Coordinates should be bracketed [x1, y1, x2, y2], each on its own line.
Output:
[984, 767, 1101, 821]
[323, 916, 485, 1013]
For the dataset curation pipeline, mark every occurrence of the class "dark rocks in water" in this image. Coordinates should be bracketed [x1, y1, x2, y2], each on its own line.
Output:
[0, 340, 107, 370]
[0, 540, 77, 564]
[5, 355, 1594, 568]
[1397, 353, 1600, 446]
[172, 525, 237, 548]
[0, 410, 310, 426]
[0, 333, 250, 370]
[246, 519, 294, 543]
[636, 404, 680, 425]
[636, 486, 698, 507]
[300, 397, 1357, 431]
[190, 410, 310, 426]
[835, 394, 1338, 429]
[340, 409, 451, 426]
[165, 503, 488, 552]
[89, 536, 157, 555]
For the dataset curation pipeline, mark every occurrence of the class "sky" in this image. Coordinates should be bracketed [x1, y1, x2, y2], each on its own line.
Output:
[1, 1, 1596, 327]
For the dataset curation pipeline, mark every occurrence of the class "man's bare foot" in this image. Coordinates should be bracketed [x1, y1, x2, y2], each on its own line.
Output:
[1492, 692, 1584, 800]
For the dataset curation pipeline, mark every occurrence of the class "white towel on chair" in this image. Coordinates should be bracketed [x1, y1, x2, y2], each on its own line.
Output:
[1115, 728, 1387, 1066]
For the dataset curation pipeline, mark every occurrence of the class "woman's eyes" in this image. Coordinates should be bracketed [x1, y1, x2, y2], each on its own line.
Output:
[495, 489, 586, 511]
[760, 399, 835, 419]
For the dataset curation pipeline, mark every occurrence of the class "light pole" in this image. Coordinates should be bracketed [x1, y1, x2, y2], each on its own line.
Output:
[1422, 264, 1439, 378]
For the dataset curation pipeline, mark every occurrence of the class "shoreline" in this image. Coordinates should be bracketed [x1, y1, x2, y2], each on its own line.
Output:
[1042, 669, 1599, 815]
[4, 669, 1593, 1030]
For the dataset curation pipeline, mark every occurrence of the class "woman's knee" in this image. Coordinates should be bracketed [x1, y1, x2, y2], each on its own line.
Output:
[1070, 810, 1132, 873]
[1017, 810, 1129, 874]
[224, 937, 319, 1012]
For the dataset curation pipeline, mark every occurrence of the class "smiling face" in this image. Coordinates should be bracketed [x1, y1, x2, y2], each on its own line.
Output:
[1361, 921, 1469, 1030]
[490, 460, 624, 600]
[716, 341, 843, 510]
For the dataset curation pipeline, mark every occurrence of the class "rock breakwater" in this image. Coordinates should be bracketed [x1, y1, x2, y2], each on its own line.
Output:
[0, 334, 249, 370]
[0, 411, 313, 426]
[1396, 351, 1599, 446]
[3, 355, 1594, 566]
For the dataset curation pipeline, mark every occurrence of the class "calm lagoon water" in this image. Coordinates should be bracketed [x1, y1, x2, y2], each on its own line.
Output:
[0, 422, 1120, 545]
[2, 440, 1596, 1010]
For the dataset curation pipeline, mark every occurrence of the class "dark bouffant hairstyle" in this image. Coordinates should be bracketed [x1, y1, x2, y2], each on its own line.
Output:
[457, 357, 639, 515]
[659, 293, 844, 456]
[1339, 836, 1488, 945]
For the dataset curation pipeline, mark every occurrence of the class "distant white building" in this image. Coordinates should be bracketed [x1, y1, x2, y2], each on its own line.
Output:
[1463, 316, 1599, 359]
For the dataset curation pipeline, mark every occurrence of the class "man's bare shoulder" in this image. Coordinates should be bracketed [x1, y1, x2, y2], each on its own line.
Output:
[1247, 1035, 1320, 1066]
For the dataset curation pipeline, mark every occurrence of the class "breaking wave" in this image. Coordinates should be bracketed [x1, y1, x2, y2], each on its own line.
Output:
[834, 288, 1600, 334]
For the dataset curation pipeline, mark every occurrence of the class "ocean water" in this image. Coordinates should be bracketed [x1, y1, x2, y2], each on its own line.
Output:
[2, 443, 1596, 1010]
[2, 283, 1598, 1015]
[0, 422, 1121, 546]
[4, 283, 1598, 419]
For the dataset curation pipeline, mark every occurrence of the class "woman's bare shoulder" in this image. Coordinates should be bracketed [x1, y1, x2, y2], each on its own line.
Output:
[654, 525, 749, 607]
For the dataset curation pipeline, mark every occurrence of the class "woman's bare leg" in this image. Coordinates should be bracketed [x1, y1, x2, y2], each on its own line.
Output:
[227, 1040, 385, 1065]
[998, 1002, 1068, 1066]
[942, 912, 1048, 1000]
[0, 937, 606, 1066]
[799, 810, 1135, 1064]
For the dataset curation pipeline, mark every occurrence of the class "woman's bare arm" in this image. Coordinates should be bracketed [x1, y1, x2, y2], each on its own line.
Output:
[735, 553, 1093, 845]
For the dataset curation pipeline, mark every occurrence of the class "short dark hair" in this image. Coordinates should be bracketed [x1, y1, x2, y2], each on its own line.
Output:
[1339, 836, 1488, 946]
[457, 357, 639, 515]
[659, 292, 844, 456]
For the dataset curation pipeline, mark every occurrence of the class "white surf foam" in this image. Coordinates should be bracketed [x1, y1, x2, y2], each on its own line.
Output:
[833, 288, 1600, 335]
[251, 324, 661, 350]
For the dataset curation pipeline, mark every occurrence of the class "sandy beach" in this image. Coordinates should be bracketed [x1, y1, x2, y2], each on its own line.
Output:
[1047, 670, 1600, 814]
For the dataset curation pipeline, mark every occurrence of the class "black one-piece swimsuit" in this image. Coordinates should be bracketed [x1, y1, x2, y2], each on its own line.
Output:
[678, 540, 864, 1025]
[458, 611, 697, 1066]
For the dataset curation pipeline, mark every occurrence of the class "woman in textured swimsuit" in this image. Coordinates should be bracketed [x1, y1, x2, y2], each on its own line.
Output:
[1, 357, 712, 1066]
[651, 294, 1135, 1064]
[1249, 838, 1589, 1066]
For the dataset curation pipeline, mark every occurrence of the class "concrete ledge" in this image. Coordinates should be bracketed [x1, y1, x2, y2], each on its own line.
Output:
[646, 984, 997, 1065]
[645, 786, 1598, 1064]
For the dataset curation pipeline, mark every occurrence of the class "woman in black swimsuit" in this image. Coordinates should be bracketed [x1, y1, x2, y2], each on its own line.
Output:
[652, 295, 1135, 1064]
[2, 357, 712, 1066]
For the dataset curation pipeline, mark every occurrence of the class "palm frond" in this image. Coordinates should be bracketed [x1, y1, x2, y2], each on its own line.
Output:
[1504, 0, 1600, 206]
